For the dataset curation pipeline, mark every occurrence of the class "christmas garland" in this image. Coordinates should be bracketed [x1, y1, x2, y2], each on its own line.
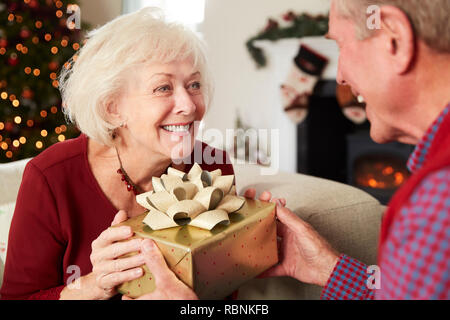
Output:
[246, 11, 329, 68]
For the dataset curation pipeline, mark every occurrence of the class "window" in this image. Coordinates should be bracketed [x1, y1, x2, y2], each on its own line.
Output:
[122, 0, 206, 30]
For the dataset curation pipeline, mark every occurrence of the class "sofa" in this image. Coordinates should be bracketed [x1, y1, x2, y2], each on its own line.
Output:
[0, 159, 384, 299]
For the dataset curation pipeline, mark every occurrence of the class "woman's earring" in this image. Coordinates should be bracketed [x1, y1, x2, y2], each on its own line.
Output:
[119, 121, 126, 128]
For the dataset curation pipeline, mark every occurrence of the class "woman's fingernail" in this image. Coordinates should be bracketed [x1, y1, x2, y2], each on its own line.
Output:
[134, 268, 143, 276]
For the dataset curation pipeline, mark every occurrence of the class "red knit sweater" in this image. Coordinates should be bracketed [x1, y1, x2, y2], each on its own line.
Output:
[0, 134, 234, 300]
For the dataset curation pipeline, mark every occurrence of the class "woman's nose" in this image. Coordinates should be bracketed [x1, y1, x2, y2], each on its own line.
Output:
[173, 88, 197, 115]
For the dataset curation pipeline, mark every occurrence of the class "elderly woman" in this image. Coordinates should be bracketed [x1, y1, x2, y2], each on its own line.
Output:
[0, 8, 233, 300]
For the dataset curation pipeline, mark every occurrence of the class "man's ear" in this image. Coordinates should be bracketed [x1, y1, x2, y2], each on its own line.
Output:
[380, 5, 416, 74]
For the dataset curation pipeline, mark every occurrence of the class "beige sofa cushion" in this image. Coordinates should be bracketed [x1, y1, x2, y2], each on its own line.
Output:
[0, 158, 31, 205]
[233, 164, 383, 300]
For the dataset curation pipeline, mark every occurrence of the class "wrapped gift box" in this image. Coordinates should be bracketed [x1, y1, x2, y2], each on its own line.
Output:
[117, 199, 277, 299]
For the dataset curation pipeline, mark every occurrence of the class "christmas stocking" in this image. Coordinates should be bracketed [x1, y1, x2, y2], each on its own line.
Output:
[336, 84, 367, 124]
[281, 44, 328, 124]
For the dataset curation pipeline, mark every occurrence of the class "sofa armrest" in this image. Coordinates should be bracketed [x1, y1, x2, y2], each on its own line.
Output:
[0, 158, 31, 205]
[0, 158, 31, 288]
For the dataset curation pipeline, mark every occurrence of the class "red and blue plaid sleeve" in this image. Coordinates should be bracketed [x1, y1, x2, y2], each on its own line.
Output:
[320, 254, 375, 300]
[377, 168, 450, 299]
[321, 167, 450, 300]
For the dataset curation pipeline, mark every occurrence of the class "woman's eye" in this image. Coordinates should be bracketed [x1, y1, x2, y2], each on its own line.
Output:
[154, 85, 171, 93]
[189, 82, 201, 90]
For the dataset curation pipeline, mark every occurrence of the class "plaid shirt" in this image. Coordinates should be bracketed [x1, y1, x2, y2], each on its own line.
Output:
[321, 105, 450, 300]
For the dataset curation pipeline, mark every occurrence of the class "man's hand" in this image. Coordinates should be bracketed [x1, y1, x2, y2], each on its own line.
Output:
[122, 239, 198, 300]
[262, 205, 340, 286]
[243, 188, 340, 287]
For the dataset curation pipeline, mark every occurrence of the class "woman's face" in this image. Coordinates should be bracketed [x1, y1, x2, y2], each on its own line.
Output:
[116, 59, 206, 161]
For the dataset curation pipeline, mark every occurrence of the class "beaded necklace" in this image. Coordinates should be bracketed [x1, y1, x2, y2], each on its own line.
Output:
[115, 147, 140, 195]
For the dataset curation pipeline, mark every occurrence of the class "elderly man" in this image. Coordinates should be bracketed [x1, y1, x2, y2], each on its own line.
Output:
[258, 0, 450, 300]
[127, 0, 450, 300]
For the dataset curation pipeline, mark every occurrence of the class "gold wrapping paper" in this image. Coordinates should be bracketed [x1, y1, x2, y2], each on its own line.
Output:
[116, 199, 277, 300]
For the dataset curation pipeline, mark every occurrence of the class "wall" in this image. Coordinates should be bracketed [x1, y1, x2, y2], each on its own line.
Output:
[200, 0, 331, 150]
[78, 0, 123, 28]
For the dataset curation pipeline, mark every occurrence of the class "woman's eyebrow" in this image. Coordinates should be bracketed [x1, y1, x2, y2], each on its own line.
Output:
[149, 71, 201, 79]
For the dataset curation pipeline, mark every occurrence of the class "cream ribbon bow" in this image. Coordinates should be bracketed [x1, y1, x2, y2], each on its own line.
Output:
[136, 163, 245, 231]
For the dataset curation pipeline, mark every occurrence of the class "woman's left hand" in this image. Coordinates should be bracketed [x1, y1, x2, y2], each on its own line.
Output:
[122, 239, 198, 300]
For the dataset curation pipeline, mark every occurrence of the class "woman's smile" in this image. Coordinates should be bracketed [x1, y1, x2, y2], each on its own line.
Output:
[160, 121, 194, 137]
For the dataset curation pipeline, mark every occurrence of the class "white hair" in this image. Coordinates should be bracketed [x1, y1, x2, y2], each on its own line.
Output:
[335, 0, 450, 53]
[58, 7, 213, 146]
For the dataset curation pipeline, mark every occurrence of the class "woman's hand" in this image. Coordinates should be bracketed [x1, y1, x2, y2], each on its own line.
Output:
[60, 210, 146, 300]
[122, 239, 198, 300]
[89, 210, 147, 299]
[243, 188, 340, 287]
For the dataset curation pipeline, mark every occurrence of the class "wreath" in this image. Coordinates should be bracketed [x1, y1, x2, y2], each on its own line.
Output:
[246, 11, 329, 68]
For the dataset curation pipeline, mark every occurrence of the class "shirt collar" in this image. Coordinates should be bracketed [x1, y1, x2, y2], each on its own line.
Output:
[407, 104, 450, 173]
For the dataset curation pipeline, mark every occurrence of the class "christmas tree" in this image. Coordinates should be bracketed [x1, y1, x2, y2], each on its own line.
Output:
[0, 0, 87, 163]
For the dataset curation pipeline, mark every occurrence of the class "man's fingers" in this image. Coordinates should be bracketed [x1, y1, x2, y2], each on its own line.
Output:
[141, 239, 174, 285]
[111, 210, 128, 226]
[276, 206, 308, 234]
[258, 265, 287, 278]
[271, 198, 286, 208]
[259, 191, 272, 202]
[243, 188, 256, 199]
[276, 220, 289, 238]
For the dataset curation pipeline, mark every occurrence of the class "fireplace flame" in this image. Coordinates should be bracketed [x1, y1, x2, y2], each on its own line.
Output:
[356, 162, 409, 190]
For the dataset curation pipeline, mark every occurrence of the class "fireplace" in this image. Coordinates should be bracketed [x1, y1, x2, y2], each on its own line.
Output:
[297, 80, 415, 205]
[354, 154, 409, 189]
[347, 131, 413, 204]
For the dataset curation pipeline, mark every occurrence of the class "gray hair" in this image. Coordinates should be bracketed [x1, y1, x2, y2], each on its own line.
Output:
[335, 0, 450, 53]
[58, 7, 213, 146]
